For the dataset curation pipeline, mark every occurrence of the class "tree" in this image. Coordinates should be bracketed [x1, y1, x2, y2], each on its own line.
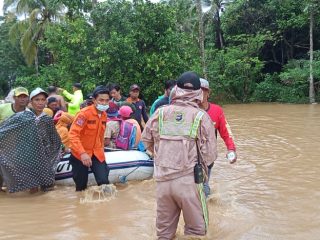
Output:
[306, 0, 320, 103]
[3, 0, 64, 73]
[0, 14, 31, 96]
[196, 0, 207, 78]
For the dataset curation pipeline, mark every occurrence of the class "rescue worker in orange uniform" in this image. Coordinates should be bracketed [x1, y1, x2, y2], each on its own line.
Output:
[142, 72, 217, 239]
[68, 86, 110, 191]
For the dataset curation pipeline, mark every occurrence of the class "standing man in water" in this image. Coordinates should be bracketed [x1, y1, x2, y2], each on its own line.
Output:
[68, 86, 110, 191]
[199, 78, 237, 197]
[0, 87, 29, 123]
[142, 72, 217, 239]
[0, 87, 29, 190]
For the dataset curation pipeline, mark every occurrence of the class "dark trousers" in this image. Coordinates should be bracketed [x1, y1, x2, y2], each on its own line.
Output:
[69, 154, 109, 191]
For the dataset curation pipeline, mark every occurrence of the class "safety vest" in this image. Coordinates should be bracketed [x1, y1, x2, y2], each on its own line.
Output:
[158, 108, 204, 139]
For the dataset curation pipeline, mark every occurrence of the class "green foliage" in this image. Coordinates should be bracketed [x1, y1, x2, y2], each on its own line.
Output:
[0, 15, 32, 97]
[252, 74, 282, 102]
[207, 34, 265, 102]
[1, 0, 319, 104]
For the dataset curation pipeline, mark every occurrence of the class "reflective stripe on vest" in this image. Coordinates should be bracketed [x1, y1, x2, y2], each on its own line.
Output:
[158, 108, 204, 138]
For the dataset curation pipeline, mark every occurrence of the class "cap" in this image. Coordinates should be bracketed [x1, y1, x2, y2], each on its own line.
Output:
[14, 87, 29, 97]
[107, 102, 119, 118]
[30, 87, 48, 100]
[200, 78, 210, 90]
[176, 72, 200, 90]
[119, 106, 133, 118]
[86, 93, 93, 100]
[130, 84, 140, 91]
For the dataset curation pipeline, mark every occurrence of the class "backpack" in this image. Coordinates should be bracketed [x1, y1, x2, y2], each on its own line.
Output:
[115, 120, 136, 150]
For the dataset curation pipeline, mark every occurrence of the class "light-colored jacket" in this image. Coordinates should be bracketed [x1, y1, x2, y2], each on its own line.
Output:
[142, 86, 217, 181]
[62, 89, 83, 116]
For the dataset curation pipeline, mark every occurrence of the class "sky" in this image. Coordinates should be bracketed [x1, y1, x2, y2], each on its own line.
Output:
[0, 0, 162, 17]
[0, 0, 3, 16]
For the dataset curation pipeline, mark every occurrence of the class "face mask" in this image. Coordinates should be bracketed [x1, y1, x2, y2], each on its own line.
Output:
[96, 104, 109, 112]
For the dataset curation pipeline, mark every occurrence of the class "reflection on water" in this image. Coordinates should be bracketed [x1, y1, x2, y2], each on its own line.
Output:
[1, 104, 320, 240]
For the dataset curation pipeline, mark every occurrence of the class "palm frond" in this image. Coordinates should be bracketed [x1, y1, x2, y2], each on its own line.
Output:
[3, 0, 17, 12]
[20, 25, 37, 65]
[29, 8, 41, 22]
[8, 20, 28, 43]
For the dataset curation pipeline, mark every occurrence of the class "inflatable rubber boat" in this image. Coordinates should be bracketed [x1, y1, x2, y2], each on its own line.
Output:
[55, 148, 154, 185]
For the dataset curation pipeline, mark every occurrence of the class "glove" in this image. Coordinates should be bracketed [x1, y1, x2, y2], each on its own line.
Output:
[226, 150, 237, 164]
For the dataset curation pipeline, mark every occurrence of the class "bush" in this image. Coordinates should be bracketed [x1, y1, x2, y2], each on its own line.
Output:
[252, 74, 282, 102]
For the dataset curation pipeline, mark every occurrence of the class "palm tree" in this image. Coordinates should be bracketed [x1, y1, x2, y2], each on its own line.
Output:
[3, 0, 64, 74]
[196, 0, 208, 79]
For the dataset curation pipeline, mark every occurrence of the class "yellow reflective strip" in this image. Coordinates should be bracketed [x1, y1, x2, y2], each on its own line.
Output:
[190, 111, 204, 138]
[158, 108, 164, 134]
[197, 183, 209, 231]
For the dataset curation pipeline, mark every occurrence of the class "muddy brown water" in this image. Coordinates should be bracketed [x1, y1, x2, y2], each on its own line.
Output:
[1, 104, 320, 240]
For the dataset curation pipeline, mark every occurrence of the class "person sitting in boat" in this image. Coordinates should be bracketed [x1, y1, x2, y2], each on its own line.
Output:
[104, 102, 120, 148]
[68, 86, 110, 191]
[55, 111, 74, 153]
[118, 106, 141, 148]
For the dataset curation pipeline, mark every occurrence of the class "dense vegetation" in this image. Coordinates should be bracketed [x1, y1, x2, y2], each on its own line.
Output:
[0, 0, 319, 104]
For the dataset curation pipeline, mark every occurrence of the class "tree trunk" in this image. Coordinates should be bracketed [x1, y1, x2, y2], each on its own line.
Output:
[214, 0, 224, 49]
[196, 0, 207, 79]
[309, 6, 316, 103]
[35, 47, 39, 76]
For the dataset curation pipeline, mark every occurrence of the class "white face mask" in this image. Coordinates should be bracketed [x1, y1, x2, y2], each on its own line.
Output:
[96, 104, 109, 112]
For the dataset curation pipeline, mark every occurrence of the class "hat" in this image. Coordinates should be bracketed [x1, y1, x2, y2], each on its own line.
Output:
[86, 93, 93, 100]
[73, 83, 82, 89]
[14, 87, 29, 97]
[30, 87, 48, 100]
[107, 102, 119, 118]
[119, 106, 133, 118]
[47, 97, 58, 105]
[200, 78, 210, 90]
[177, 72, 200, 90]
[130, 84, 140, 91]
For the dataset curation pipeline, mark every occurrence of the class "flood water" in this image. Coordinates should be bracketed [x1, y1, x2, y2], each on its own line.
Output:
[1, 103, 320, 240]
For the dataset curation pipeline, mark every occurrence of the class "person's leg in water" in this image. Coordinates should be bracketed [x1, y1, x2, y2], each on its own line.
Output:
[69, 154, 89, 191]
[203, 163, 214, 198]
[0, 174, 3, 192]
[90, 155, 109, 186]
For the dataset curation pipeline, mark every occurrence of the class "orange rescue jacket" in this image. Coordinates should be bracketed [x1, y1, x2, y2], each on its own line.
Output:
[69, 105, 107, 162]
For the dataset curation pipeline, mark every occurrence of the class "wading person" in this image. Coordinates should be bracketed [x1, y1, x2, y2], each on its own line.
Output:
[0, 87, 29, 123]
[0, 87, 29, 190]
[68, 86, 110, 191]
[199, 78, 237, 197]
[0, 87, 61, 193]
[142, 72, 217, 239]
